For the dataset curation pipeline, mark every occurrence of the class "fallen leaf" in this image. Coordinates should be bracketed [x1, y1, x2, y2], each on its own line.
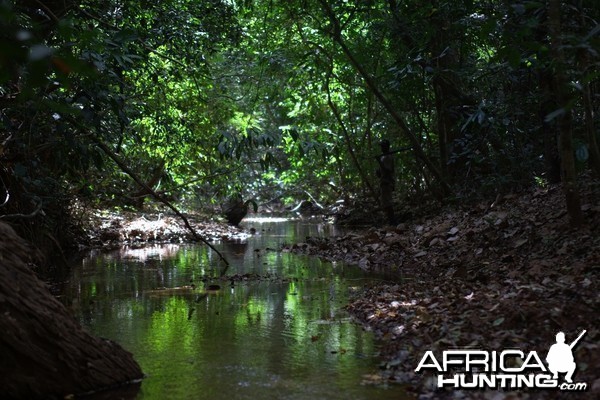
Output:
[513, 238, 528, 248]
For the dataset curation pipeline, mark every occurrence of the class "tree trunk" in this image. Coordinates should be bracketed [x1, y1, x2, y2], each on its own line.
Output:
[580, 61, 600, 177]
[547, 0, 583, 227]
[431, 41, 458, 178]
[577, 1, 600, 177]
[0, 222, 143, 399]
[130, 160, 166, 209]
[433, 82, 450, 174]
[539, 66, 562, 184]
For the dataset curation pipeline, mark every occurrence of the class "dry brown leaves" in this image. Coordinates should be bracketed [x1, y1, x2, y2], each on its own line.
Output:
[290, 182, 600, 399]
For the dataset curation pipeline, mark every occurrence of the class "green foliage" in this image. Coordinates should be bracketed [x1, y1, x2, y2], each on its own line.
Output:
[1, 0, 599, 230]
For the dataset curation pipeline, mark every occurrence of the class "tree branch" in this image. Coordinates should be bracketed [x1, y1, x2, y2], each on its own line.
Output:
[0, 196, 43, 220]
[325, 71, 379, 202]
[0, 175, 9, 208]
[91, 136, 230, 269]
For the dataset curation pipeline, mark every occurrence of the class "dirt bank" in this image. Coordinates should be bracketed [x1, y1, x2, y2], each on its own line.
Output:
[0, 222, 143, 399]
[288, 182, 600, 399]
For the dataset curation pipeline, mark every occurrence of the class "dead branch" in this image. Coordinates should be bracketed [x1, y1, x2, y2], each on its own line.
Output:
[91, 136, 230, 269]
[0, 176, 9, 207]
[0, 196, 42, 219]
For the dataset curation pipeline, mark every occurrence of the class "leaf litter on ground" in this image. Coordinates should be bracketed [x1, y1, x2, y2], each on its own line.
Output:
[287, 181, 600, 399]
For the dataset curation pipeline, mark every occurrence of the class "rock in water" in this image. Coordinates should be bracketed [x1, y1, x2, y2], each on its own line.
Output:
[0, 222, 143, 399]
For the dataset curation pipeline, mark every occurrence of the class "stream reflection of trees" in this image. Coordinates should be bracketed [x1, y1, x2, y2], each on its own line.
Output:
[69, 245, 370, 347]
[66, 248, 378, 395]
[118, 244, 182, 263]
[61, 221, 403, 399]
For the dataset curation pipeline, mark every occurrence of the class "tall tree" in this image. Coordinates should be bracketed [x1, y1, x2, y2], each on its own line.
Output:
[547, 0, 583, 226]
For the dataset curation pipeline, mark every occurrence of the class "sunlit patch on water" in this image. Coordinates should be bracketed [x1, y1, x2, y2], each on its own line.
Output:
[119, 244, 182, 262]
[243, 216, 293, 223]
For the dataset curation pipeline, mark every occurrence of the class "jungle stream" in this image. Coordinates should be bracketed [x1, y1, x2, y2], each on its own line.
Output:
[59, 217, 410, 399]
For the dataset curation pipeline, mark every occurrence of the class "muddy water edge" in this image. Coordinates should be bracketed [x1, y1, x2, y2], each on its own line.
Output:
[58, 218, 411, 399]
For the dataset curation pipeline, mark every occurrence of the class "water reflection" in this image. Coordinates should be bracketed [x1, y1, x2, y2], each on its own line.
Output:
[62, 219, 409, 399]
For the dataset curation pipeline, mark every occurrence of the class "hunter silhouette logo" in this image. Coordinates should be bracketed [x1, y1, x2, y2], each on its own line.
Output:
[415, 329, 588, 391]
[546, 330, 586, 383]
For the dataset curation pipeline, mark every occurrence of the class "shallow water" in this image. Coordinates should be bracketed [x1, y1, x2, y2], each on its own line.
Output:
[61, 218, 409, 399]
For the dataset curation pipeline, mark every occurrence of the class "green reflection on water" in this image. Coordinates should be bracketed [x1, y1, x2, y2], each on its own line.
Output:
[63, 220, 410, 400]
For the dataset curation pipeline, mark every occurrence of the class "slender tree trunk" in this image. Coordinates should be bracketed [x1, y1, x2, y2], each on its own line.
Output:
[318, 0, 452, 197]
[547, 0, 583, 227]
[131, 160, 166, 209]
[577, 1, 600, 176]
[535, 6, 562, 183]
[325, 76, 379, 203]
[581, 61, 600, 177]
[433, 83, 449, 174]
[539, 67, 562, 183]
[431, 16, 453, 178]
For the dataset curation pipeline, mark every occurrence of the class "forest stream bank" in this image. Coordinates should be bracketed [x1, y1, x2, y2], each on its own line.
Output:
[288, 181, 600, 399]
[76, 180, 600, 399]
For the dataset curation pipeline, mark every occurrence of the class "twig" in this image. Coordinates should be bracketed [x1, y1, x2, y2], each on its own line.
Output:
[43, 231, 69, 266]
[0, 196, 42, 219]
[0, 190, 8, 207]
[0, 175, 9, 207]
[303, 190, 324, 209]
[34, 0, 60, 23]
[169, 167, 243, 190]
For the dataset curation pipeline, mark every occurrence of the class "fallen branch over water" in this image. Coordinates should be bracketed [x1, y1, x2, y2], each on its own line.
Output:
[92, 136, 230, 270]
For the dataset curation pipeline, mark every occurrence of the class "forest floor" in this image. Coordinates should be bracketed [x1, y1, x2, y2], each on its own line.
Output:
[81, 180, 600, 399]
[288, 180, 600, 399]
